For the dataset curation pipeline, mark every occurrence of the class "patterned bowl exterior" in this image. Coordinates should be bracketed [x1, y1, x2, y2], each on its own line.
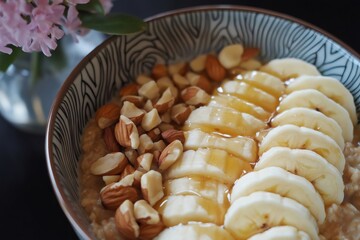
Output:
[46, 6, 360, 239]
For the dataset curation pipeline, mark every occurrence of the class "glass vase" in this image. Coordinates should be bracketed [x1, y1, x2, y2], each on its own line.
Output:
[0, 31, 105, 134]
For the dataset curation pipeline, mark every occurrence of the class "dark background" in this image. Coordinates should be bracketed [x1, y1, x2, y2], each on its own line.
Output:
[1, 1, 359, 239]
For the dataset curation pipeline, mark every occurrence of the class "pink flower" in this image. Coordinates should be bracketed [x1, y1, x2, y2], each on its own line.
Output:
[100, 0, 113, 14]
[0, 1, 31, 54]
[61, 5, 83, 41]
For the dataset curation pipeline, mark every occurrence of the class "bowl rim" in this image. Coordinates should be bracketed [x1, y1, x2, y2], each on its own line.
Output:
[46, 5, 360, 239]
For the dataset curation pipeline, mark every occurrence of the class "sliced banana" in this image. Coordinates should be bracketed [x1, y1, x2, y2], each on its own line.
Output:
[184, 129, 257, 162]
[154, 223, 235, 240]
[278, 89, 353, 142]
[209, 94, 271, 121]
[231, 167, 325, 224]
[286, 75, 357, 124]
[236, 71, 285, 98]
[157, 195, 226, 227]
[255, 147, 344, 205]
[259, 58, 321, 80]
[259, 125, 345, 172]
[248, 226, 311, 240]
[219, 81, 278, 112]
[164, 148, 252, 184]
[271, 107, 345, 149]
[164, 176, 229, 205]
[184, 106, 266, 137]
[224, 191, 319, 240]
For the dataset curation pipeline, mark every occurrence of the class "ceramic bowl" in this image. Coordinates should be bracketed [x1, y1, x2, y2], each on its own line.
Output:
[46, 5, 360, 239]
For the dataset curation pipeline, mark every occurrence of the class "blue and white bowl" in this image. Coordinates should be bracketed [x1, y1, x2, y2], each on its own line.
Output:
[46, 6, 360, 239]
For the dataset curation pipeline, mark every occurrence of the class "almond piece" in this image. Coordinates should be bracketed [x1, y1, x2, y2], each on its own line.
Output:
[138, 80, 160, 100]
[239, 59, 262, 70]
[115, 115, 140, 149]
[186, 72, 213, 93]
[241, 47, 260, 61]
[136, 153, 153, 172]
[152, 64, 168, 79]
[218, 44, 244, 69]
[181, 86, 210, 106]
[125, 148, 139, 167]
[139, 222, 165, 240]
[168, 62, 187, 75]
[158, 123, 174, 132]
[119, 83, 140, 97]
[190, 54, 207, 72]
[115, 200, 140, 239]
[134, 200, 160, 225]
[172, 73, 190, 90]
[121, 95, 145, 108]
[170, 103, 192, 125]
[100, 183, 139, 210]
[136, 75, 153, 85]
[205, 55, 226, 82]
[161, 111, 172, 124]
[102, 175, 121, 185]
[147, 128, 161, 142]
[156, 77, 179, 99]
[138, 134, 154, 154]
[103, 126, 121, 152]
[133, 170, 144, 188]
[141, 109, 162, 131]
[158, 140, 183, 171]
[120, 164, 136, 180]
[153, 88, 175, 114]
[90, 152, 127, 176]
[121, 101, 146, 125]
[161, 129, 185, 144]
[152, 140, 166, 152]
[141, 170, 164, 206]
[95, 103, 121, 129]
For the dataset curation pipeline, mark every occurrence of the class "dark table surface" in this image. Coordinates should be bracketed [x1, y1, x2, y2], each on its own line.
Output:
[1, 1, 359, 239]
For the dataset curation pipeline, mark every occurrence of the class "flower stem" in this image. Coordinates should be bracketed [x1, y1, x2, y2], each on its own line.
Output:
[30, 52, 41, 86]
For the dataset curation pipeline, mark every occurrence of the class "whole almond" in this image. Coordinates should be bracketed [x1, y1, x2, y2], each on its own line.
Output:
[100, 184, 139, 210]
[103, 126, 121, 152]
[205, 55, 226, 82]
[95, 103, 121, 129]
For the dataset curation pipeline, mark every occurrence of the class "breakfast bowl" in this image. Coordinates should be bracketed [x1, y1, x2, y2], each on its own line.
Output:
[46, 5, 360, 240]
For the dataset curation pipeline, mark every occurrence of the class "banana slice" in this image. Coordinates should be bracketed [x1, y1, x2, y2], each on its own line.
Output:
[184, 106, 267, 137]
[255, 147, 344, 205]
[286, 76, 357, 124]
[208, 94, 271, 121]
[157, 195, 226, 227]
[231, 167, 325, 224]
[184, 129, 257, 162]
[278, 89, 353, 142]
[271, 107, 345, 149]
[219, 81, 278, 112]
[236, 71, 285, 98]
[224, 191, 319, 240]
[154, 223, 235, 240]
[259, 58, 321, 80]
[248, 226, 311, 240]
[164, 176, 229, 205]
[259, 125, 345, 172]
[164, 148, 252, 184]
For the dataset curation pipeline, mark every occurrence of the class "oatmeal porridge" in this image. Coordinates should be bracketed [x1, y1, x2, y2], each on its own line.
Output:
[79, 44, 360, 239]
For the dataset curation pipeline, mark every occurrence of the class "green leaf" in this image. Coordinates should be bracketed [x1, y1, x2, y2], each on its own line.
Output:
[0, 47, 22, 72]
[80, 13, 146, 35]
[77, 0, 105, 15]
